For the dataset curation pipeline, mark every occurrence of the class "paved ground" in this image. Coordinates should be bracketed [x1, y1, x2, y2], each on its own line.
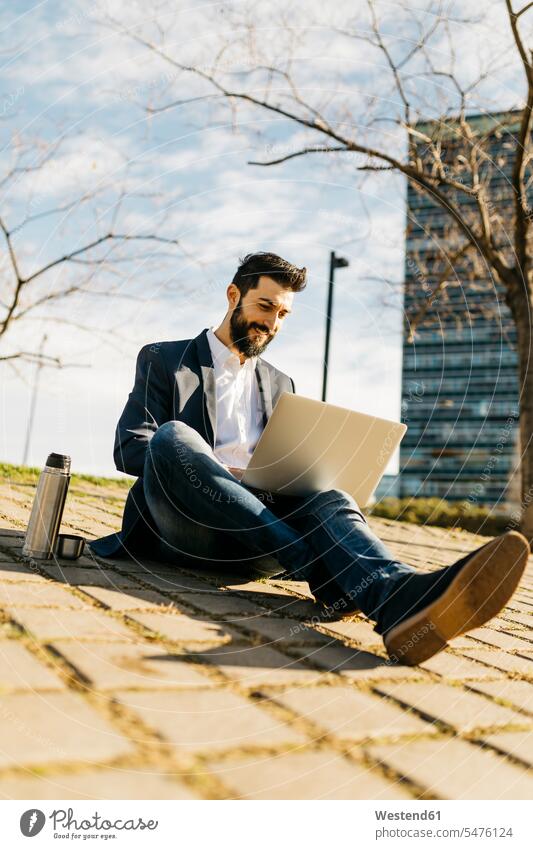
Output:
[1, 476, 533, 799]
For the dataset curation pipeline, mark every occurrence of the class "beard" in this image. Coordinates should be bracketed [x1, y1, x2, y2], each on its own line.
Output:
[229, 301, 275, 358]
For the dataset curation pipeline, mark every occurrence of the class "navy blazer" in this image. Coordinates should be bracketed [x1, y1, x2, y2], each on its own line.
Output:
[89, 327, 295, 557]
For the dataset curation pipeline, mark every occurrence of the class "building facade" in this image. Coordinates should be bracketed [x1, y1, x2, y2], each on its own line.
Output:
[399, 113, 521, 509]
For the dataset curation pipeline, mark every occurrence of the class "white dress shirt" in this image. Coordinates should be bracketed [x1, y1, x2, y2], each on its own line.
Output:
[206, 327, 264, 469]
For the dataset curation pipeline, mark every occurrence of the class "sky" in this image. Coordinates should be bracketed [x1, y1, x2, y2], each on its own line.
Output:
[0, 0, 528, 477]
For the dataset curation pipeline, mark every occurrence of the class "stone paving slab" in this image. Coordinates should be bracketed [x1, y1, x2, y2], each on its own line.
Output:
[114, 688, 307, 755]
[0, 562, 49, 582]
[507, 599, 533, 615]
[467, 679, 533, 714]
[7, 606, 136, 642]
[176, 591, 268, 619]
[238, 614, 333, 646]
[467, 627, 533, 651]
[133, 572, 224, 593]
[77, 584, 182, 611]
[460, 649, 533, 677]
[0, 528, 26, 539]
[418, 651, 507, 681]
[512, 592, 533, 606]
[245, 594, 322, 619]
[0, 581, 89, 609]
[368, 737, 533, 800]
[317, 618, 384, 649]
[225, 578, 309, 597]
[118, 565, 213, 592]
[1, 476, 533, 799]
[290, 644, 431, 682]
[481, 731, 533, 767]
[502, 611, 533, 628]
[271, 685, 438, 743]
[40, 564, 140, 589]
[0, 640, 65, 691]
[375, 681, 532, 733]
[50, 640, 217, 691]
[0, 691, 134, 769]
[126, 611, 241, 647]
[206, 750, 413, 799]
[0, 767, 199, 800]
[189, 644, 325, 688]
[485, 615, 529, 631]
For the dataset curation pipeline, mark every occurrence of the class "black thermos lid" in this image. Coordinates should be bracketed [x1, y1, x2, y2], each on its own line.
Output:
[45, 453, 71, 472]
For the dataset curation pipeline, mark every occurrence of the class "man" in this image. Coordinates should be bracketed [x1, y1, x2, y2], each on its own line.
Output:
[90, 251, 529, 666]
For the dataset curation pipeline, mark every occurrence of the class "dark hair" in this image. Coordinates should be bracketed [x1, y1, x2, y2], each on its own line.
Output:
[232, 252, 307, 298]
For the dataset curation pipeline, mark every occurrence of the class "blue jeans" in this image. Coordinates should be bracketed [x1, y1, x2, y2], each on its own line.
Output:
[143, 421, 415, 622]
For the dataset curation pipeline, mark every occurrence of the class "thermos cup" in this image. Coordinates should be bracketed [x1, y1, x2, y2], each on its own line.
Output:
[22, 453, 71, 560]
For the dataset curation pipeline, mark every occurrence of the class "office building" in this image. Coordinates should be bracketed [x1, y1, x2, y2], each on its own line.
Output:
[399, 112, 521, 508]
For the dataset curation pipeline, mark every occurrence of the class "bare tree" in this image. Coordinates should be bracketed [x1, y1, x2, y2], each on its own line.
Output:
[0, 130, 184, 371]
[107, 0, 533, 539]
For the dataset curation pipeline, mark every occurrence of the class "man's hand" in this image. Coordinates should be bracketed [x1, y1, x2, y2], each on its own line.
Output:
[227, 466, 245, 480]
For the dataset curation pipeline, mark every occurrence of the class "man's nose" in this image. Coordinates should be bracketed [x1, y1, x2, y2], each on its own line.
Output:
[262, 315, 278, 332]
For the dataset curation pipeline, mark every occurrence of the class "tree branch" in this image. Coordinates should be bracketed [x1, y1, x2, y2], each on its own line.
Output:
[0, 231, 182, 340]
[248, 145, 346, 166]
[367, 0, 412, 126]
[517, 1, 533, 15]
[114, 19, 516, 288]
[0, 351, 61, 366]
[405, 241, 474, 342]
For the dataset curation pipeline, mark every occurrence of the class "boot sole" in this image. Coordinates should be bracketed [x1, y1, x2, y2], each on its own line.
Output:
[383, 530, 530, 666]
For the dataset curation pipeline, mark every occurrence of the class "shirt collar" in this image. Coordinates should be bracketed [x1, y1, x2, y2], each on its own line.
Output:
[207, 326, 257, 371]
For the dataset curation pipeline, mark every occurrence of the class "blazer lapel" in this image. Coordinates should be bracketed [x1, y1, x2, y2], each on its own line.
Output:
[193, 328, 216, 446]
[255, 358, 273, 426]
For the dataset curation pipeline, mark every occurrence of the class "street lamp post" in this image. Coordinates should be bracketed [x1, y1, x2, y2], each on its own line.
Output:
[322, 250, 349, 402]
[22, 334, 48, 467]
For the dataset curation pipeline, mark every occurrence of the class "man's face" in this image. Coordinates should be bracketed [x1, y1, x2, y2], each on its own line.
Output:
[229, 275, 294, 358]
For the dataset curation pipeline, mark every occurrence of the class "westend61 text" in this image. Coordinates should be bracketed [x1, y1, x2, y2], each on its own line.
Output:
[375, 810, 441, 820]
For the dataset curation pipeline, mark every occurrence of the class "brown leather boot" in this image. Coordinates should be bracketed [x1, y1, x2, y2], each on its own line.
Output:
[380, 531, 529, 666]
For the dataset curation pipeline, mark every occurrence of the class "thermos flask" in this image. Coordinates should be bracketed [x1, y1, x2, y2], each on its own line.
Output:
[22, 453, 71, 560]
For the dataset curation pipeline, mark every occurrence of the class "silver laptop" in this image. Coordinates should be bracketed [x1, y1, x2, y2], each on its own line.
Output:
[241, 392, 407, 507]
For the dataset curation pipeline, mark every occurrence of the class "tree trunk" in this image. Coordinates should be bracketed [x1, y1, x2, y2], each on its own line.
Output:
[515, 298, 533, 546]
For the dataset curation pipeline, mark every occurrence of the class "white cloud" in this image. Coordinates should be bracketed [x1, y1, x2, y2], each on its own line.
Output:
[12, 133, 131, 199]
[1, 0, 527, 475]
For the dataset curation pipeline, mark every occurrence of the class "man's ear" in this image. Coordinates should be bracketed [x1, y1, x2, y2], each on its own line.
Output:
[227, 283, 240, 310]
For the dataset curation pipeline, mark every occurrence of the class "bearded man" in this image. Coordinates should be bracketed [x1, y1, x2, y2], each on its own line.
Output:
[91, 252, 529, 665]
